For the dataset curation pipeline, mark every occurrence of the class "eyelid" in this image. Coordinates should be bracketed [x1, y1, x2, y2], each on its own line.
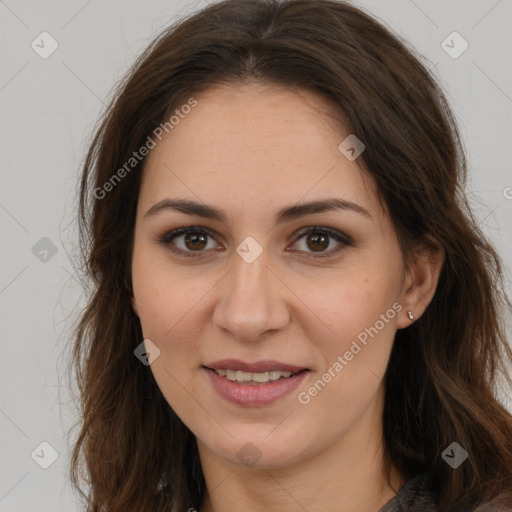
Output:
[292, 225, 352, 246]
[158, 225, 352, 258]
[157, 225, 222, 258]
[287, 225, 353, 258]
[158, 225, 219, 245]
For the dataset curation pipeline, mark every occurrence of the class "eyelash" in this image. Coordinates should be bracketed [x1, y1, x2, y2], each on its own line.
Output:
[157, 225, 353, 259]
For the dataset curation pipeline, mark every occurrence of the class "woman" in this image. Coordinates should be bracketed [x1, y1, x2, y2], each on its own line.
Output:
[68, 0, 512, 510]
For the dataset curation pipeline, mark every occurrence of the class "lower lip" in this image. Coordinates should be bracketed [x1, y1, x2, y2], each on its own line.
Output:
[203, 367, 309, 406]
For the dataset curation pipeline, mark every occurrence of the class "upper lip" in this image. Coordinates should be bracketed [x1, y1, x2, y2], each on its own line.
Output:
[204, 359, 308, 373]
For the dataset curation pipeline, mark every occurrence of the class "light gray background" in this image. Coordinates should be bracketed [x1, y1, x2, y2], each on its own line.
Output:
[1, 1, 511, 510]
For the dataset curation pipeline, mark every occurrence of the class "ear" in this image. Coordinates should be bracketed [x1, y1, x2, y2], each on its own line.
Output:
[131, 296, 139, 316]
[397, 242, 444, 329]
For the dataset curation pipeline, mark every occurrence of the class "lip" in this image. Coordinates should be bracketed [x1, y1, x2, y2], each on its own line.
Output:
[203, 359, 308, 373]
[203, 366, 309, 406]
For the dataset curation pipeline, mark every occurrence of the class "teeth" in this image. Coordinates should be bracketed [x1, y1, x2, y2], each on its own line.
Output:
[214, 369, 295, 383]
[235, 370, 252, 382]
[251, 372, 270, 383]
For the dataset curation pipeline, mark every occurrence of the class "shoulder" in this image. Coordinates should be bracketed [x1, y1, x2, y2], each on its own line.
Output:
[472, 499, 512, 511]
[379, 472, 437, 512]
[379, 472, 512, 512]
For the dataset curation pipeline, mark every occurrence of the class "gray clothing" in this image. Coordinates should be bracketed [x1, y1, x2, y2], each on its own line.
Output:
[379, 473, 438, 511]
[379, 473, 512, 512]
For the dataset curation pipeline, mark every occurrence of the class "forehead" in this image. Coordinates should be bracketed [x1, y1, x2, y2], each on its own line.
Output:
[139, 83, 380, 220]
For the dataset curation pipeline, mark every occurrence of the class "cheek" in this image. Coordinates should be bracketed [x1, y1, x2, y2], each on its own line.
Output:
[291, 267, 400, 399]
[132, 242, 201, 337]
[131, 246, 210, 396]
[293, 276, 399, 434]
[132, 253, 209, 417]
[293, 265, 400, 345]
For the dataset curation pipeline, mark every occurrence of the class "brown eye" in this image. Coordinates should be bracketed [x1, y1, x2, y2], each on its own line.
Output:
[306, 233, 330, 252]
[159, 225, 352, 259]
[183, 232, 208, 251]
[159, 227, 219, 257]
[289, 226, 352, 258]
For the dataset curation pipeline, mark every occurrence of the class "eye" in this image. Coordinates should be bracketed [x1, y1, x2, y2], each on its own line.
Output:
[158, 225, 352, 259]
[158, 226, 221, 257]
[288, 226, 352, 258]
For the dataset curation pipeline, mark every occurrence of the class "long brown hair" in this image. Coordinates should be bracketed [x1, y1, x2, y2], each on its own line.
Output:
[66, 1, 512, 510]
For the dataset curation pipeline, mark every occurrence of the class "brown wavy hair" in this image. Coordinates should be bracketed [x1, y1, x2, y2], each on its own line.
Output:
[66, 0, 512, 510]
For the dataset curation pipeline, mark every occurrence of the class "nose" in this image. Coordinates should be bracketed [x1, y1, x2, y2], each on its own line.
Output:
[212, 251, 290, 342]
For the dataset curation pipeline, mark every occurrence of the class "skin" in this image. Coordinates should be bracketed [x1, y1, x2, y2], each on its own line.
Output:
[131, 82, 443, 512]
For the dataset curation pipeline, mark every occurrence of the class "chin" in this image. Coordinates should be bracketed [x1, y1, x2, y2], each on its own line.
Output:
[201, 432, 312, 470]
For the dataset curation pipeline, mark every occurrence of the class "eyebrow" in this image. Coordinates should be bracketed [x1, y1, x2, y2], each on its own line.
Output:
[144, 197, 371, 223]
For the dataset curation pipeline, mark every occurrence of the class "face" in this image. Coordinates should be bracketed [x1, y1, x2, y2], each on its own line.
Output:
[131, 82, 417, 469]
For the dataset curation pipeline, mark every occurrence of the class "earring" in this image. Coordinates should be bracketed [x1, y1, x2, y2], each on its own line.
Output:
[407, 310, 414, 320]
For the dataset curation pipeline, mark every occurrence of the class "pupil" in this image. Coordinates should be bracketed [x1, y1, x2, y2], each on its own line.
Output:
[308, 233, 328, 252]
[185, 232, 207, 250]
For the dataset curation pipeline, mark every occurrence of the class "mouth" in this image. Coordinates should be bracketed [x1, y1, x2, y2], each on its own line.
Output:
[203, 364, 310, 406]
[203, 366, 308, 385]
